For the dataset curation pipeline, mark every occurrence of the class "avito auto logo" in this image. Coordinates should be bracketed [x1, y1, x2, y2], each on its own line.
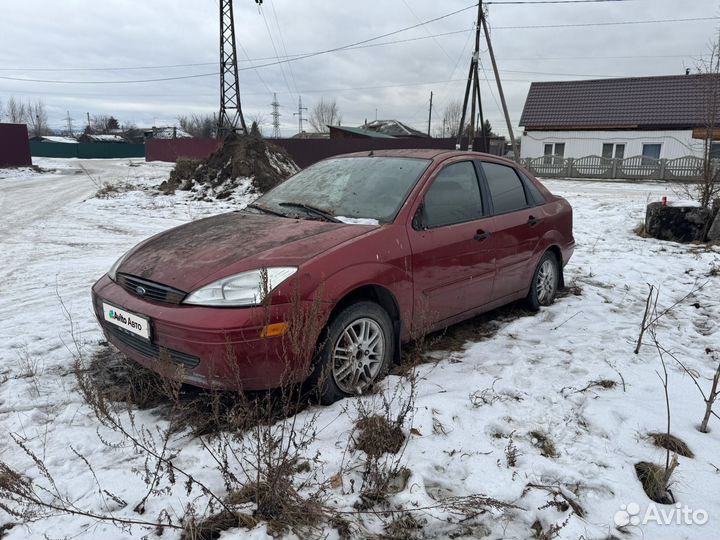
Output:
[109, 309, 144, 332]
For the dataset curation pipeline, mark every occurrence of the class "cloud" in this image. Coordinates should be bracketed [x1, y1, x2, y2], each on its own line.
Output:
[1, 0, 718, 136]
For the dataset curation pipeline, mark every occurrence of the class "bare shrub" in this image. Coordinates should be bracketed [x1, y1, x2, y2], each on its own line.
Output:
[351, 373, 417, 508]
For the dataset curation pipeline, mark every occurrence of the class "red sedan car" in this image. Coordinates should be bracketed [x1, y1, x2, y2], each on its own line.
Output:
[92, 149, 574, 403]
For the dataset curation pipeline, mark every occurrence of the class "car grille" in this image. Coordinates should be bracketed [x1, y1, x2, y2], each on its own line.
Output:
[116, 273, 186, 304]
[103, 323, 200, 370]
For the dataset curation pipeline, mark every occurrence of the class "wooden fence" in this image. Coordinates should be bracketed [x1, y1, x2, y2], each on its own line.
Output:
[522, 154, 720, 181]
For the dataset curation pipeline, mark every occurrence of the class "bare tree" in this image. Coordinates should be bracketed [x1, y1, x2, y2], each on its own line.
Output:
[248, 112, 267, 136]
[178, 114, 215, 138]
[308, 98, 342, 133]
[441, 99, 464, 139]
[7, 97, 27, 124]
[694, 28, 720, 207]
[24, 99, 50, 137]
[88, 115, 120, 134]
[0, 98, 4, 122]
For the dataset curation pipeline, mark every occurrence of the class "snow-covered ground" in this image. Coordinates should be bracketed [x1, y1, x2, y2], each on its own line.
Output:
[0, 159, 718, 539]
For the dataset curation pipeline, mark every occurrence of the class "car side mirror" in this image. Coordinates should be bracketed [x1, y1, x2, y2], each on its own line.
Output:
[412, 205, 427, 231]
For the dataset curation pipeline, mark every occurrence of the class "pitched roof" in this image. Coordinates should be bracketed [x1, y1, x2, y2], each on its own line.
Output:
[330, 125, 397, 138]
[519, 74, 720, 130]
[363, 119, 429, 138]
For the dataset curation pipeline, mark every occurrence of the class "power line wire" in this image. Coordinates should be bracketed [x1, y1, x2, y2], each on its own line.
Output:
[487, 0, 644, 3]
[2, 14, 715, 75]
[2, 13, 716, 85]
[259, 3, 295, 99]
[269, 0, 300, 97]
[494, 16, 719, 29]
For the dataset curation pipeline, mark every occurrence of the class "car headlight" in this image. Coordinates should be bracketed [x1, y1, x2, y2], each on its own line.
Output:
[183, 267, 298, 307]
[108, 251, 131, 282]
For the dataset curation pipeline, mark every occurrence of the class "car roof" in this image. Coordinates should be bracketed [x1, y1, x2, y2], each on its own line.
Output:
[331, 148, 518, 166]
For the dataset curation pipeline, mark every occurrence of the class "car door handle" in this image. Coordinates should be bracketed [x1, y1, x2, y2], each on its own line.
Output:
[527, 215, 542, 226]
[474, 230, 492, 241]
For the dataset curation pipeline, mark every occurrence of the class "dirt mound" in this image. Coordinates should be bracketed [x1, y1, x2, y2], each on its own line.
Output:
[161, 135, 299, 200]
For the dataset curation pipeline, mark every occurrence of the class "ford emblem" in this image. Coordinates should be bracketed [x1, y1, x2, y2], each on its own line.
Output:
[135, 286, 147, 296]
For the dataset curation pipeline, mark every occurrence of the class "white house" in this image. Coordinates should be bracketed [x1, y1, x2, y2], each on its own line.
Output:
[519, 74, 720, 162]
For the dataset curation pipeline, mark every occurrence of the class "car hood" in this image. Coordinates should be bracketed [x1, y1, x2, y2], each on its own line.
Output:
[118, 211, 377, 291]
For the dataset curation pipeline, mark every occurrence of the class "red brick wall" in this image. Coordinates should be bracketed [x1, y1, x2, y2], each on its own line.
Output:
[0, 124, 32, 168]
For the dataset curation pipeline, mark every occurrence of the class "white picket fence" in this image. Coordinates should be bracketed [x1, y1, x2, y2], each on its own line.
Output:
[521, 155, 720, 181]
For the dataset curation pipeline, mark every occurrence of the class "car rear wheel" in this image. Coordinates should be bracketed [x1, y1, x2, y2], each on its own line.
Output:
[526, 251, 559, 311]
[311, 301, 394, 405]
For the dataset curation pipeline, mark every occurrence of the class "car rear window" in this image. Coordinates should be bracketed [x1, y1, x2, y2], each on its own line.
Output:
[481, 162, 529, 215]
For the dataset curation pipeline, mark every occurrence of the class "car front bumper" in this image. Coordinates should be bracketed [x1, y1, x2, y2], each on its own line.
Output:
[91, 275, 316, 391]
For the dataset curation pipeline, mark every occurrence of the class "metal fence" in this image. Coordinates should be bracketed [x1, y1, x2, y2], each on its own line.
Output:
[522, 154, 720, 181]
[30, 141, 146, 159]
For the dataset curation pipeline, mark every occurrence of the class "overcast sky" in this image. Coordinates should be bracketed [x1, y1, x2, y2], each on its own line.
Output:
[1, 0, 719, 137]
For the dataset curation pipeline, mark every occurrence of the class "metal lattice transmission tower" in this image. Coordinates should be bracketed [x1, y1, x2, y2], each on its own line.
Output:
[218, 0, 248, 138]
[270, 93, 281, 138]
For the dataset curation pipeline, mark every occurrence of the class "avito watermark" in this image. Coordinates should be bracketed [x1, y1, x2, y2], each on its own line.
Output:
[615, 502, 709, 527]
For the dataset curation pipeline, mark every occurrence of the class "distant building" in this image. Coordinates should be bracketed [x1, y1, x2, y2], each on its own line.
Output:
[78, 133, 128, 144]
[143, 126, 192, 140]
[519, 74, 720, 161]
[29, 135, 78, 144]
[362, 119, 429, 138]
[291, 130, 330, 139]
[328, 125, 396, 140]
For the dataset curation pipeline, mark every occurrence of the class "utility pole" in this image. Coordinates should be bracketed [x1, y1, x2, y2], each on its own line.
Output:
[481, 15, 519, 162]
[270, 93, 281, 138]
[456, 0, 487, 153]
[65, 111, 74, 137]
[293, 96, 307, 135]
[217, 0, 249, 138]
[427, 91, 433, 137]
[86, 112, 91, 132]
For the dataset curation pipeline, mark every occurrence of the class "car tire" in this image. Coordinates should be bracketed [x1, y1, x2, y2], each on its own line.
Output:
[525, 251, 560, 312]
[310, 301, 394, 405]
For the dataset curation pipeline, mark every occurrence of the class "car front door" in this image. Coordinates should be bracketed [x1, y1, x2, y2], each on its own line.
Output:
[479, 160, 546, 301]
[408, 160, 497, 329]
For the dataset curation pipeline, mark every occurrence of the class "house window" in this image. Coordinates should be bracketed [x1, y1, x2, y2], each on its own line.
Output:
[543, 142, 565, 164]
[711, 142, 720, 160]
[641, 143, 662, 165]
[602, 143, 625, 159]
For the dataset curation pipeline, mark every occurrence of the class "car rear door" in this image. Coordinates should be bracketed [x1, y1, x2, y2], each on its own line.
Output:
[408, 160, 497, 328]
[478, 160, 548, 301]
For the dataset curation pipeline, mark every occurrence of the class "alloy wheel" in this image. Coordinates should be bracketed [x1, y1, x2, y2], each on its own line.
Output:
[331, 317, 385, 394]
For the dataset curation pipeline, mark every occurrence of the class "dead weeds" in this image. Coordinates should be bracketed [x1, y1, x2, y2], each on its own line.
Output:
[647, 432, 694, 458]
[529, 430, 558, 458]
[354, 415, 406, 458]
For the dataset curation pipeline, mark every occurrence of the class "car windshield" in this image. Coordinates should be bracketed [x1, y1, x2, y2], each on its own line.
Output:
[253, 156, 431, 224]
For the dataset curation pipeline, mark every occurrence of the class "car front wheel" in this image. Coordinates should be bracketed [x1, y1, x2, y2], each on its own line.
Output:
[526, 251, 559, 311]
[311, 301, 394, 405]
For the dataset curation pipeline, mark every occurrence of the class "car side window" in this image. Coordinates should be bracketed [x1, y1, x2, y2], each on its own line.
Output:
[520, 171, 547, 206]
[481, 162, 529, 214]
[423, 161, 483, 228]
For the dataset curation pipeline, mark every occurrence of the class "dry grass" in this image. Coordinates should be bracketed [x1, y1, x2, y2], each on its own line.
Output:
[634, 222, 649, 238]
[648, 432, 694, 458]
[635, 461, 675, 504]
[354, 415, 406, 458]
[95, 181, 133, 199]
[529, 431, 558, 458]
